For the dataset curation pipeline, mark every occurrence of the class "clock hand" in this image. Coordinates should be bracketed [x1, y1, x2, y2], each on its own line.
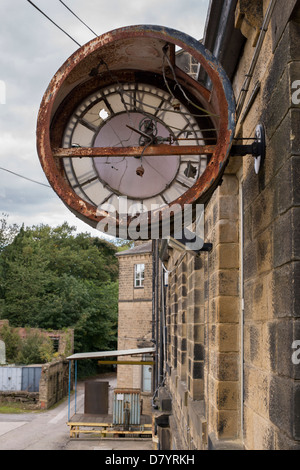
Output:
[126, 125, 172, 145]
[126, 125, 153, 142]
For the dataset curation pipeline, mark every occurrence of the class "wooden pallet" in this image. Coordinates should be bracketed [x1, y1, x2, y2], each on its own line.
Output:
[67, 421, 152, 439]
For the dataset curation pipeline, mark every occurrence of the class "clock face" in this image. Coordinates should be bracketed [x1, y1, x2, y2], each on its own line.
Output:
[62, 82, 208, 215]
[37, 25, 236, 239]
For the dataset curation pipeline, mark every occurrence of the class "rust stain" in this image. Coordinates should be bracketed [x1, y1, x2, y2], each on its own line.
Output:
[36, 25, 236, 235]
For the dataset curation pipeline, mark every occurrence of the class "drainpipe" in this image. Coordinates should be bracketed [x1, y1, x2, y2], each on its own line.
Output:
[239, 175, 245, 442]
[155, 240, 159, 391]
[160, 257, 165, 383]
[152, 240, 156, 393]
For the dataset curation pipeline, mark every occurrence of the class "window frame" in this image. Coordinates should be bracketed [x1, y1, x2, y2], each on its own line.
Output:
[134, 263, 145, 288]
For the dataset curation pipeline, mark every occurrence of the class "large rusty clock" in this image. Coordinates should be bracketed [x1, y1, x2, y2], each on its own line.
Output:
[37, 25, 236, 239]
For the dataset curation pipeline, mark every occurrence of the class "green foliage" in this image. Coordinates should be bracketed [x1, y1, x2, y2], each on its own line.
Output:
[0, 324, 53, 365]
[0, 214, 19, 252]
[0, 219, 120, 358]
[16, 331, 54, 365]
[0, 323, 21, 363]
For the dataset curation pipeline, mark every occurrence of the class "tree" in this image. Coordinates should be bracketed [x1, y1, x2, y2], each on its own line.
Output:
[0, 323, 21, 363]
[0, 221, 119, 357]
[16, 330, 54, 365]
[0, 214, 19, 252]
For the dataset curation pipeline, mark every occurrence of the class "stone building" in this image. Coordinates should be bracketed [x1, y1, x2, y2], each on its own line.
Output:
[152, 0, 300, 451]
[0, 321, 73, 409]
[116, 241, 154, 415]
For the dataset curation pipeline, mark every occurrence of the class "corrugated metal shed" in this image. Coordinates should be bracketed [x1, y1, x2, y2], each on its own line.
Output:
[0, 367, 22, 391]
[113, 390, 141, 425]
[0, 366, 42, 392]
[21, 366, 42, 392]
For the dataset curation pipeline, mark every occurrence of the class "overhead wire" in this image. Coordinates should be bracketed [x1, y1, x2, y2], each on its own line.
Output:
[58, 0, 98, 37]
[0, 167, 51, 188]
[26, 0, 82, 47]
[26, 2, 216, 180]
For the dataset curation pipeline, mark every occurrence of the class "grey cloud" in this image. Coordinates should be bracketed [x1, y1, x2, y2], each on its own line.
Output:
[0, 0, 209, 235]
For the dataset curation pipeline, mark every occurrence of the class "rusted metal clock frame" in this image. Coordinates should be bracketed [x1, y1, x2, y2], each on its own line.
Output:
[37, 25, 236, 238]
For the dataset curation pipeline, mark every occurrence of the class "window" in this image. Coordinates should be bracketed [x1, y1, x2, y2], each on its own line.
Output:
[134, 264, 145, 288]
[142, 355, 152, 392]
[49, 336, 60, 353]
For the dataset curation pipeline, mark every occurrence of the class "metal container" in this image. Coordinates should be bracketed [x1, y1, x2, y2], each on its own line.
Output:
[0, 367, 22, 391]
[84, 380, 109, 415]
[0, 366, 42, 392]
[21, 366, 42, 392]
[113, 390, 141, 426]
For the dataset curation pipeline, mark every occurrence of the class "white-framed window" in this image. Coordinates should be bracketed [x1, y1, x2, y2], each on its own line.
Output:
[142, 355, 152, 392]
[134, 263, 145, 288]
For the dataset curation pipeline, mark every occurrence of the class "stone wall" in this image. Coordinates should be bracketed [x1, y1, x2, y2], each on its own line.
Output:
[240, 14, 300, 451]
[39, 359, 69, 409]
[0, 390, 39, 408]
[0, 321, 74, 359]
[0, 322, 73, 410]
[163, 172, 240, 449]
[158, 0, 300, 451]
[116, 246, 153, 415]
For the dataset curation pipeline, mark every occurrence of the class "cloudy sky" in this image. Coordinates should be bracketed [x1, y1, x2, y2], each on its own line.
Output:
[0, 0, 209, 239]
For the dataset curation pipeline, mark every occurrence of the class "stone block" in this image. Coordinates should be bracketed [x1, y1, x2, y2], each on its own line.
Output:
[210, 296, 240, 324]
[192, 361, 204, 380]
[244, 322, 267, 369]
[256, 228, 273, 275]
[269, 375, 299, 439]
[213, 196, 239, 222]
[243, 240, 258, 281]
[243, 165, 260, 212]
[193, 343, 205, 361]
[217, 323, 239, 353]
[294, 383, 300, 440]
[272, 262, 300, 319]
[210, 270, 239, 298]
[211, 243, 239, 270]
[219, 175, 239, 196]
[266, 110, 300, 185]
[276, 156, 300, 215]
[212, 220, 239, 246]
[262, 64, 290, 140]
[244, 274, 271, 322]
[268, 319, 300, 380]
[216, 353, 239, 382]
[243, 365, 270, 418]
[275, 431, 300, 450]
[273, 208, 300, 268]
[216, 410, 239, 440]
[216, 380, 239, 411]
[188, 377, 204, 401]
[252, 413, 275, 450]
[272, 4, 300, 53]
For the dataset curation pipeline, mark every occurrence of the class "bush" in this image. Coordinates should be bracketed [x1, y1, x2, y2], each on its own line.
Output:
[16, 331, 54, 365]
[0, 323, 21, 363]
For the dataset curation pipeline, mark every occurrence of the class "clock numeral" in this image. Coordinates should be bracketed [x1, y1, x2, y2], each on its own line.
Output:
[79, 119, 99, 133]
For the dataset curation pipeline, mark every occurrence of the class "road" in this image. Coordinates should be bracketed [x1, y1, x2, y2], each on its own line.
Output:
[0, 374, 153, 451]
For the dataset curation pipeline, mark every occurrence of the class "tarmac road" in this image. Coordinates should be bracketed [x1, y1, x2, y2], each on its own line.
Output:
[0, 374, 153, 451]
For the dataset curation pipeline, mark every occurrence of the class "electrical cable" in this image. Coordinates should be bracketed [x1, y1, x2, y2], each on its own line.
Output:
[58, 0, 98, 37]
[26, 0, 81, 48]
[122, 88, 216, 119]
[0, 167, 51, 188]
[162, 46, 219, 117]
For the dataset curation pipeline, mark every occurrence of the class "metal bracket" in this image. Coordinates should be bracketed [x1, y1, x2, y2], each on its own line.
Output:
[231, 123, 266, 174]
